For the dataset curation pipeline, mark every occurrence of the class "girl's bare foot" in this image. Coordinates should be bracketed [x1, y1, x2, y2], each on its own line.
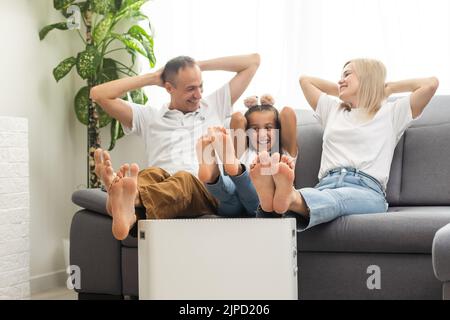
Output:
[196, 135, 220, 183]
[249, 151, 275, 212]
[211, 127, 242, 176]
[272, 154, 296, 214]
[109, 163, 140, 240]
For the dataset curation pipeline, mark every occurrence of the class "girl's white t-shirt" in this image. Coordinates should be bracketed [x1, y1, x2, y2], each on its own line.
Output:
[315, 93, 416, 190]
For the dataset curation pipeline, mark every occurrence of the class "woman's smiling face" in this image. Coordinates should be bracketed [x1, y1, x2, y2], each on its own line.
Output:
[338, 62, 360, 105]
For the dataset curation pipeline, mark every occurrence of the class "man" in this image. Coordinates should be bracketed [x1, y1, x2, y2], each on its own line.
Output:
[90, 54, 260, 240]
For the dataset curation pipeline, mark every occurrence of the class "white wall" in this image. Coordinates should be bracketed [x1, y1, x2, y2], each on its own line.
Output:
[0, 117, 30, 299]
[0, 0, 146, 294]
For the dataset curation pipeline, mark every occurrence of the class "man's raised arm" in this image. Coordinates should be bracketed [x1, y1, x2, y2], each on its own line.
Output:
[197, 53, 260, 105]
[90, 70, 163, 129]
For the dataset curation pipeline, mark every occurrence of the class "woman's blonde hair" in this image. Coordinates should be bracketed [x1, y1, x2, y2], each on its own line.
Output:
[341, 58, 387, 114]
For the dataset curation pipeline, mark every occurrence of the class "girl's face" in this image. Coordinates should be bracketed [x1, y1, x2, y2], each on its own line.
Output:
[247, 111, 278, 152]
[338, 63, 360, 105]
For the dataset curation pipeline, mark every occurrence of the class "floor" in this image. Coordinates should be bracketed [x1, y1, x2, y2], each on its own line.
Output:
[31, 287, 78, 300]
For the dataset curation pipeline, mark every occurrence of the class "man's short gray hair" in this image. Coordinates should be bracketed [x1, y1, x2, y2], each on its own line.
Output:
[161, 56, 196, 86]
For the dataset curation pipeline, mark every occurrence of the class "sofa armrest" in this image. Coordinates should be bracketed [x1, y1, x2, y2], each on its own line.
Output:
[70, 210, 122, 295]
[432, 223, 450, 282]
[72, 188, 108, 216]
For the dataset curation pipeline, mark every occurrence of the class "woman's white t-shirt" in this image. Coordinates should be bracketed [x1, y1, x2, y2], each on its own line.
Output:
[315, 93, 416, 191]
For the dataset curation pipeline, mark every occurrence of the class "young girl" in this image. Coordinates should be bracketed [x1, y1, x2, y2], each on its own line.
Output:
[249, 59, 439, 230]
[196, 95, 298, 217]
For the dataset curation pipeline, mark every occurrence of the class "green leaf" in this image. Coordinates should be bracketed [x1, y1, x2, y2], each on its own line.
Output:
[128, 49, 137, 65]
[93, 14, 114, 45]
[142, 92, 148, 105]
[129, 89, 146, 105]
[92, 0, 117, 15]
[129, 11, 149, 22]
[108, 119, 120, 151]
[74, 86, 112, 128]
[98, 58, 119, 83]
[111, 33, 146, 58]
[117, 0, 148, 19]
[39, 22, 69, 40]
[115, 0, 124, 11]
[76, 46, 101, 80]
[53, 57, 77, 82]
[127, 25, 155, 67]
[54, 0, 75, 10]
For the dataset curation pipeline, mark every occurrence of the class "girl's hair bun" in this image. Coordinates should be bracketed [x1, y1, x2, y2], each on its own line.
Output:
[244, 96, 259, 109]
[260, 94, 275, 106]
[244, 94, 275, 109]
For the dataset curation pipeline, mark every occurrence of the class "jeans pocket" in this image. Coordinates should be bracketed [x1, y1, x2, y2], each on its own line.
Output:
[358, 176, 384, 196]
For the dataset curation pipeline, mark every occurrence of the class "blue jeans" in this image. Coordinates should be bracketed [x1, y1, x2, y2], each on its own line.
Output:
[205, 167, 259, 217]
[257, 167, 388, 231]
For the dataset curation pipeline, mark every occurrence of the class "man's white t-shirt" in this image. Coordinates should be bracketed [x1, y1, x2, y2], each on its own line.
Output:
[314, 93, 416, 190]
[123, 84, 232, 177]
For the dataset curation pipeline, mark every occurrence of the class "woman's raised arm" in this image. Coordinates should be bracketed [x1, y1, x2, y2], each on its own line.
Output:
[385, 77, 439, 119]
[299, 76, 339, 111]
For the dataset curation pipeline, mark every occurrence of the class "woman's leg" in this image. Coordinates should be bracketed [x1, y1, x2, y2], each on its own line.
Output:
[230, 111, 248, 159]
[279, 107, 298, 157]
[252, 150, 387, 231]
[294, 184, 387, 231]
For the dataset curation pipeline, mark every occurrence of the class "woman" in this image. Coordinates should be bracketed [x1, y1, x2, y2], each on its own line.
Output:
[250, 58, 439, 230]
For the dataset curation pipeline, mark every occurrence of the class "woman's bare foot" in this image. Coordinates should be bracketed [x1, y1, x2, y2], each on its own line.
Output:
[272, 153, 296, 214]
[196, 135, 220, 183]
[249, 151, 275, 212]
[211, 127, 242, 176]
[109, 163, 140, 240]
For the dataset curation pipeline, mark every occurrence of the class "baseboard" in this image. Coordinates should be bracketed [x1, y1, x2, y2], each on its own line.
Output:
[30, 269, 67, 295]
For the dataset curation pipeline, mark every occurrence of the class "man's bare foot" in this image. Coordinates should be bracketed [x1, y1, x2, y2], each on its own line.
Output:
[249, 151, 275, 212]
[109, 163, 140, 240]
[210, 127, 242, 176]
[196, 135, 220, 183]
[272, 153, 296, 214]
[94, 149, 116, 191]
[94, 148, 118, 215]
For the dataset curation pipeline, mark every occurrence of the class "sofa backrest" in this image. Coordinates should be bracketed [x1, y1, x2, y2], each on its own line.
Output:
[294, 95, 450, 206]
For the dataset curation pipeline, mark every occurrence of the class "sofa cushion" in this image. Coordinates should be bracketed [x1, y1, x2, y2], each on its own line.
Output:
[400, 123, 450, 205]
[297, 207, 450, 254]
[72, 188, 109, 216]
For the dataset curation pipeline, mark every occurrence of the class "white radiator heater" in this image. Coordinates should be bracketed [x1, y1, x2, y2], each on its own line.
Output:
[138, 218, 298, 300]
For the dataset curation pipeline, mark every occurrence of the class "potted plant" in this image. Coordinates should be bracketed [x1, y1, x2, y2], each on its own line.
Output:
[40, 0, 155, 188]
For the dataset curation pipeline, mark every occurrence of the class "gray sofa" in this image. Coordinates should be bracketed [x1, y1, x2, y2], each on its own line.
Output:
[70, 95, 450, 300]
[433, 223, 450, 299]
